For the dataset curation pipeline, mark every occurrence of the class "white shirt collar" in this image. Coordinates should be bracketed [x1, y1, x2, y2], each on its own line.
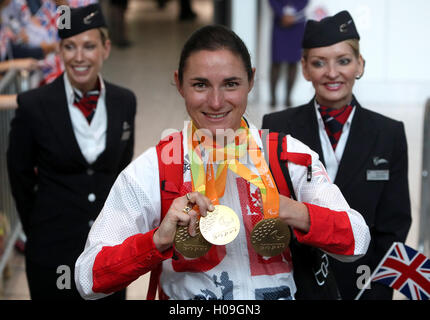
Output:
[63, 72, 106, 106]
[313, 99, 356, 131]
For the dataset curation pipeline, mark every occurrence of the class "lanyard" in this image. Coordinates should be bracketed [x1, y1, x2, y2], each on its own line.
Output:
[187, 119, 279, 219]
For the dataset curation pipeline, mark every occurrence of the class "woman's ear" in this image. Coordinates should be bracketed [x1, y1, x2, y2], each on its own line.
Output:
[301, 57, 311, 81]
[174, 70, 184, 97]
[102, 39, 111, 61]
[356, 55, 365, 80]
[248, 67, 256, 92]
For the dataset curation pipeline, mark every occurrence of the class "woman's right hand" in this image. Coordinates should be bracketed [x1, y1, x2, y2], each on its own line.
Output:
[153, 192, 214, 252]
[281, 14, 296, 27]
[8, 58, 40, 71]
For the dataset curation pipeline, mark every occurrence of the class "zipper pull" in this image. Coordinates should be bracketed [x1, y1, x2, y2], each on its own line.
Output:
[307, 165, 312, 182]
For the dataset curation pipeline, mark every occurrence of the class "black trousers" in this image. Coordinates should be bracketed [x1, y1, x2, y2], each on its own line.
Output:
[25, 259, 126, 300]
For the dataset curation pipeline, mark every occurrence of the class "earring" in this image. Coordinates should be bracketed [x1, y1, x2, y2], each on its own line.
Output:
[356, 59, 366, 80]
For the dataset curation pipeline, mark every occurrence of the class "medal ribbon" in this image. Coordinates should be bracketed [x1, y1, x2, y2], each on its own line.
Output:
[187, 119, 279, 219]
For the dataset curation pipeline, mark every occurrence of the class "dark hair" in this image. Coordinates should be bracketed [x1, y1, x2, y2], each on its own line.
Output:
[177, 25, 253, 84]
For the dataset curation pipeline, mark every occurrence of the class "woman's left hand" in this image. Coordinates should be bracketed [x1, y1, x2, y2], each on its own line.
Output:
[153, 192, 214, 252]
[9, 58, 40, 71]
[0, 94, 18, 110]
[278, 195, 310, 233]
[281, 14, 296, 27]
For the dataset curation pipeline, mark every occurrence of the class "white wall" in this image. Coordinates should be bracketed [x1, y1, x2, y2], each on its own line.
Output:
[231, 0, 258, 60]
[230, 0, 259, 100]
[256, 0, 430, 107]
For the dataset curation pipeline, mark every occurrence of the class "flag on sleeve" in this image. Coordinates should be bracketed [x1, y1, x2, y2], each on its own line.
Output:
[370, 242, 430, 300]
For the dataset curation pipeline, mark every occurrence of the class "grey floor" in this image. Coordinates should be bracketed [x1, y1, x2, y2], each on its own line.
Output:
[0, 0, 424, 300]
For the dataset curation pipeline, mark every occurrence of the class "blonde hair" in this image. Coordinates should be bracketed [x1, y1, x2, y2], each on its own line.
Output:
[302, 39, 361, 60]
[98, 27, 110, 45]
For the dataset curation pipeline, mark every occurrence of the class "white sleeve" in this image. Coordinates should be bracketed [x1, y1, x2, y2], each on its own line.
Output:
[74, 147, 161, 300]
[286, 135, 370, 262]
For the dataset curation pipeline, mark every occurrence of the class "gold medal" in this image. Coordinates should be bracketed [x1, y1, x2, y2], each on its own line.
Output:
[199, 205, 240, 245]
[174, 219, 212, 259]
[250, 218, 291, 257]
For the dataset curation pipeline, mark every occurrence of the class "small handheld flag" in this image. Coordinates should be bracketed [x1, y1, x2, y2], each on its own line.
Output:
[355, 242, 430, 300]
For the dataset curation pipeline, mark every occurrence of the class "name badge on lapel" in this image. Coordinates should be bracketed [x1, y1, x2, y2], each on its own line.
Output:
[121, 121, 131, 141]
[367, 170, 389, 181]
[368, 156, 389, 181]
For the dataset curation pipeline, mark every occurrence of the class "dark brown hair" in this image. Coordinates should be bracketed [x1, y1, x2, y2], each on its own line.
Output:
[177, 25, 253, 84]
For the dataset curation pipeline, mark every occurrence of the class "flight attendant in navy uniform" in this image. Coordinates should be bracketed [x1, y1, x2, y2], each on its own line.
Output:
[262, 11, 411, 299]
[7, 4, 136, 300]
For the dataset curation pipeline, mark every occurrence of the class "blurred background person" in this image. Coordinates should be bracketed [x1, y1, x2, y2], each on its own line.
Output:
[108, 0, 131, 48]
[155, 0, 166, 9]
[0, 0, 61, 86]
[178, 0, 196, 21]
[154, 0, 197, 21]
[0, 0, 57, 60]
[0, 57, 39, 109]
[268, 0, 308, 108]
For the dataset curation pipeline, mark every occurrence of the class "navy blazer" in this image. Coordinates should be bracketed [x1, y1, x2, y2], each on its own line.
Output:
[262, 97, 412, 300]
[7, 74, 136, 268]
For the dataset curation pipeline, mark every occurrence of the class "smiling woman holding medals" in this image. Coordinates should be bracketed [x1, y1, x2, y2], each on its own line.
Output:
[75, 25, 370, 300]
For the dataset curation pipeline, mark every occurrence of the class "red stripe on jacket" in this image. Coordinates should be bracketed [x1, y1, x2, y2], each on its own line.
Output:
[92, 228, 173, 294]
[294, 203, 355, 256]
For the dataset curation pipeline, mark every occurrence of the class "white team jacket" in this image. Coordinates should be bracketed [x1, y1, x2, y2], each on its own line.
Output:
[75, 121, 370, 300]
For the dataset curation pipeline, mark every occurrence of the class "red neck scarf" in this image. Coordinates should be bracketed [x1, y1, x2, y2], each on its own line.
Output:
[73, 80, 101, 124]
[318, 104, 354, 150]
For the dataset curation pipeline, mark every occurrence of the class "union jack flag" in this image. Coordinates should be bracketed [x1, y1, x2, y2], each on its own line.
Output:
[69, 0, 98, 8]
[371, 242, 430, 300]
[312, 165, 331, 184]
[35, 0, 59, 41]
[18, 0, 31, 23]
[0, 26, 14, 60]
